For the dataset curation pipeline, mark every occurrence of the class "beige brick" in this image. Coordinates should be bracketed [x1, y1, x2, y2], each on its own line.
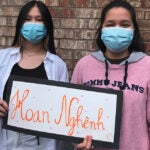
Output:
[6, 37, 13, 46]
[0, 7, 20, 16]
[126, 0, 141, 7]
[76, 0, 87, 7]
[0, 37, 7, 46]
[54, 29, 74, 39]
[87, 40, 98, 51]
[7, 17, 17, 26]
[138, 20, 150, 30]
[135, 10, 145, 19]
[75, 8, 101, 18]
[61, 19, 88, 28]
[0, 17, 7, 25]
[96, 0, 112, 7]
[7, 0, 25, 6]
[88, 0, 101, 7]
[89, 19, 99, 29]
[53, 18, 60, 28]
[1, 26, 16, 36]
[60, 0, 75, 7]
[56, 49, 73, 60]
[141, 0, 150, 8]
[141, 31, 150, 42]
[50, 8, 75, 18]
[54, 39, 59, 48]
[1, 0, 8, 5]
[49, 0, 59, 6]
[60, 39, 87, 50]
[145, 11, 150, 19]
[74, 29, 95, 39]
[0, 27, 5, 36]
[73, 50, 92, 60]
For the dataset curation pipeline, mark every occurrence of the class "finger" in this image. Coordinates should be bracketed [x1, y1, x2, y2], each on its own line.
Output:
[86, 135, 93, 149]
[83, 135, 89, 147]
[0, 105, 8, 114]
[0, 100, 9, 111]
[0, 111, 7, 117]
[0, 101, 8, 118]
[76, 136, 89, 149]
[75, 142, 87, 149]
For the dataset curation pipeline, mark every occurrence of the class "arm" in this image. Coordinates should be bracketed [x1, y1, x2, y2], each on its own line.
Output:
[55, 56, 69, 82]
[59, 62, 69, 82]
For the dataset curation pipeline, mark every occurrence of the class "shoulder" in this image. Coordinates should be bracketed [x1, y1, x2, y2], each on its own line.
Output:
[76, 54, 94, 65]
[141, 55, 150, 65]
[0, 47, 12, 54]
[0, 47, 19, 55]
[0, 47, 19, 64]
[134, 54, 150, 72]
[46, 51, 67, 67]
[75, 54, 100, 69]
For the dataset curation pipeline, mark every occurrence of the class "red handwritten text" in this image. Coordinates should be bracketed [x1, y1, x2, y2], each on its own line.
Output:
[54, 95, 105, 136]
[10, 89, 50, 123]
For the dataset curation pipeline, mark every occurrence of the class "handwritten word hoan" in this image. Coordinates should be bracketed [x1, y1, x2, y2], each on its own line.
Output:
[10, 89, 105, 136]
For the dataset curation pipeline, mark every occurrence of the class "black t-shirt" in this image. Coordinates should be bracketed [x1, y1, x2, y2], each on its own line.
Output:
[3, 62, 48, 99]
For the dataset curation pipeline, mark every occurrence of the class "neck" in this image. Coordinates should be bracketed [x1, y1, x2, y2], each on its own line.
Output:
[21, 39, 45, 52]
[21, 43, 46, 57]
[105, 49, 130, 59]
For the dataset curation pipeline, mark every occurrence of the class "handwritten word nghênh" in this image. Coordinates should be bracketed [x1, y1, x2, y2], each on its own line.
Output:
[54, 95, 105, 136]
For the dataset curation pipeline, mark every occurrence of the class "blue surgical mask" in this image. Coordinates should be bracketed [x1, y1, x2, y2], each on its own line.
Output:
[101, 27, 133, 53]
[20, 22, 47, 44]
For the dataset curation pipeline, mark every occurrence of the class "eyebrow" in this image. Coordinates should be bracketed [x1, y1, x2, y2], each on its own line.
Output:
[105, 20, 132, 23]
[26, 14, 42, 18]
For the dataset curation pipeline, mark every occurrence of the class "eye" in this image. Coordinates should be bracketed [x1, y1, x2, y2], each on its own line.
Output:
[35, 17, 43, 22]
[105, 24, 115, 27]
[25, 17, 31, 21]
[103, 21, 116, 27]
[120, 24, 130, 28]
[120, 21, 132, 28]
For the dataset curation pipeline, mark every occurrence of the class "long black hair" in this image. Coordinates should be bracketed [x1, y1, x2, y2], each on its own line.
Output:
[12, 0, 56, 54]
[96, 0, 144, 53]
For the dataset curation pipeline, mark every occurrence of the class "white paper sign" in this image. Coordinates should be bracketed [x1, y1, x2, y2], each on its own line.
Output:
[4, 76, 123, 148]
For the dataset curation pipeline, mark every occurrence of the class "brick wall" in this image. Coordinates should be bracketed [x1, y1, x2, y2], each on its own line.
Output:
[0, 0, 150, 78]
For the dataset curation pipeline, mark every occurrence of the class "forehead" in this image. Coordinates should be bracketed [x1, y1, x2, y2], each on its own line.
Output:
[28, 5, 41, 16]
[104, 7, 132, 22]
